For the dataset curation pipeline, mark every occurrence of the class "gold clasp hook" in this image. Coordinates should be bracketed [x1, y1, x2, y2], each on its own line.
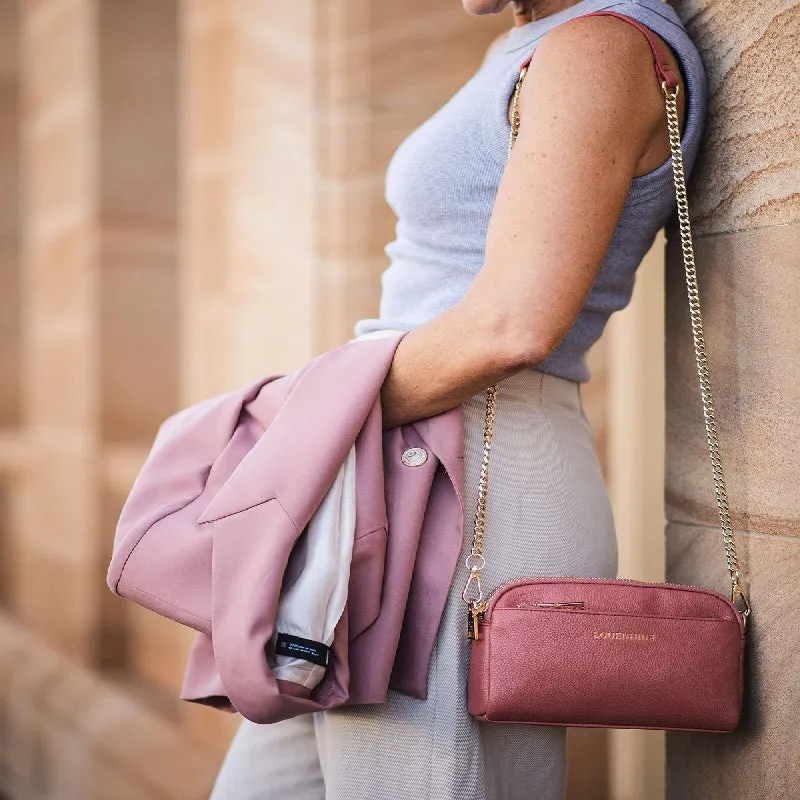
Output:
[731, 580, 751, 631]
[462, 554, 487, 640]
[462, 555, 485, 606]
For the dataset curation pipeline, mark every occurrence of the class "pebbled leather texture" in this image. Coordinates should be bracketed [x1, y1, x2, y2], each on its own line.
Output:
[467, 578, 745, 732]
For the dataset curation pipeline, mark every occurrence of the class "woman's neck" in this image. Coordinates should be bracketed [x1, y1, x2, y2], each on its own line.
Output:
[512, 0, 582, 25]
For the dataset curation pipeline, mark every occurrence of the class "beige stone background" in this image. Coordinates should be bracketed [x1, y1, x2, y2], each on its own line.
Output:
[0, 1, 796, 799]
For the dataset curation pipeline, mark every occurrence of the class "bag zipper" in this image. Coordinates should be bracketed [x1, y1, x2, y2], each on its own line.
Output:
[472, 575, 745, 634]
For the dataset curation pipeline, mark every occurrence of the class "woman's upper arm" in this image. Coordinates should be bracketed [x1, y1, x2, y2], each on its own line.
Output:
[464, 15, 671, 364]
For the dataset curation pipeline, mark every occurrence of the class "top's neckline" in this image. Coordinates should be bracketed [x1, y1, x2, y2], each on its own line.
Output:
[501, 0, 619, 54]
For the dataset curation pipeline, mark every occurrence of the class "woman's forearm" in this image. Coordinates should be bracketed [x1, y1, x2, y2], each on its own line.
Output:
[379, 297, 537, 429]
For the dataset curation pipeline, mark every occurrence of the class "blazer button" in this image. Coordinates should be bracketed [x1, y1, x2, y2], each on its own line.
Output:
[401, 447, 428, 467]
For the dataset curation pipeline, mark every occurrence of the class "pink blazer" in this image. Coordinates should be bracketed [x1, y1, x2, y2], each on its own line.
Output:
[106, 332, 466, 723]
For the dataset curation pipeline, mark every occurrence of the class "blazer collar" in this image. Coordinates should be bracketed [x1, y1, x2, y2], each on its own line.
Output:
[198, 333, 407, 525]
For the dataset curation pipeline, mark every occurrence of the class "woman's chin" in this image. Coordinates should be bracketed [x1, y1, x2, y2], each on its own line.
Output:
[462, 0, 511, 16]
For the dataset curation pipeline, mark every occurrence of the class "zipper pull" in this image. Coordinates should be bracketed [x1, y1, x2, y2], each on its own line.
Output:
[467, 601, 487, 640]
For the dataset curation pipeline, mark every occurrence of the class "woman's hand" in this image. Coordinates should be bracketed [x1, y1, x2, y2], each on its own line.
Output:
[380, 14, 683, 430]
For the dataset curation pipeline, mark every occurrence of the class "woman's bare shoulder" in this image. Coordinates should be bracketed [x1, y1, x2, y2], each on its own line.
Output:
[536, 13, 664, 71]
[524, 14, 686, 171]
[533, 12, 684, 97]
[524, 16, 682, 128]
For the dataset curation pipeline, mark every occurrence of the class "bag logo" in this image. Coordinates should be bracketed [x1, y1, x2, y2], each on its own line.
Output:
[593, 631, 656, 641]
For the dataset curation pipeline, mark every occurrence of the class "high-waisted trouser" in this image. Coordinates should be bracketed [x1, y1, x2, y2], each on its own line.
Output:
[209, 368, 618, 800]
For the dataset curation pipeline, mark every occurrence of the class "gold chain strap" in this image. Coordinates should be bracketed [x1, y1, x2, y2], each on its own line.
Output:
[663, 82, 749, 619]
[462, 66, 751, 634]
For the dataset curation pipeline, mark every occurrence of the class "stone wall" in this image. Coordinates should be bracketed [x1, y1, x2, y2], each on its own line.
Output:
[665, 1, 800, 797]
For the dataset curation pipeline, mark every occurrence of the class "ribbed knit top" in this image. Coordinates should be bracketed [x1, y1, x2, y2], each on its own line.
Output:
[353, 0, 707, 382]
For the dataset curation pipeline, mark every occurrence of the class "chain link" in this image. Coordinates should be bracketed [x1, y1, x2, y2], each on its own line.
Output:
[462, 68, 750, 625]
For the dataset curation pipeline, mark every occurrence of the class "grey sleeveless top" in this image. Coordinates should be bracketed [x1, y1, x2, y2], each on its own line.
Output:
[352, 0, 707, 383]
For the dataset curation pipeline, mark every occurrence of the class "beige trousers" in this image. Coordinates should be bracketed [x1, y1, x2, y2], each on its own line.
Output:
[210, 368, 618, 800]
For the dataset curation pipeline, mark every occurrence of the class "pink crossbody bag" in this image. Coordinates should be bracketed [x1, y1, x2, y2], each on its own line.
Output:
[464, 11, 750, 732]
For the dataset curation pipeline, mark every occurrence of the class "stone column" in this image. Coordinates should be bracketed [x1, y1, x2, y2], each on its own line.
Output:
[180, 0, 508, 395]
[181, 0, 320, 401]
[0, 0, 20, 625]
[17, 0, 101, 663]
[606, 237, 667, 800]
[0, 0, 20, 433]
[665, 1, 800, 797]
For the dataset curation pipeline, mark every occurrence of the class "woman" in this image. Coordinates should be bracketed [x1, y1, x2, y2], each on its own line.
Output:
[210, 0, 703, 798]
